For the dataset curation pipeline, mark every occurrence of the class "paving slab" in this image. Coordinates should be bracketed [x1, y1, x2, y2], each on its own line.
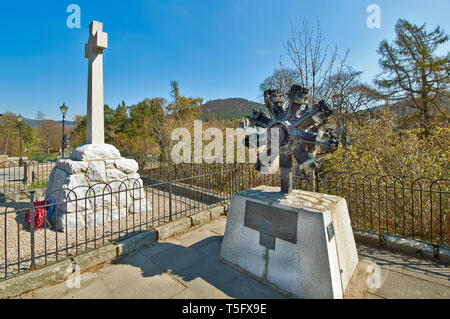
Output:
[62, 279, 114, 299]
[198, 237, 223, 257]
[151, 245, 205, 274]
[139, 240, 180, 258]
[357, 243, 450, 287]
[173, 258, 242, 298]
[171, 288, 202, 299]
[199, 216, 227, 235]
[438, 285, 450, 298]
[13, 215, 450, 300]
[113, 273, 186, 299]
[19, 270, 100, 299]
[176, 227, 219, 247]
[371, 268, 442, 299]
[98, 255, 163, 290]
[363, 292, 385, 299]
[173, 275, 233, 299]
[222, 274, 289, 299]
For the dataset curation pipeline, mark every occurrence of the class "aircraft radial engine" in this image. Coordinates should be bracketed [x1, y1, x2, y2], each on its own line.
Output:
[243, 85, 339, 193]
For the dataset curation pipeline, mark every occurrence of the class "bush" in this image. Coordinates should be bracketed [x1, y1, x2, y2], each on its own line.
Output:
[323, 110, 449, 180]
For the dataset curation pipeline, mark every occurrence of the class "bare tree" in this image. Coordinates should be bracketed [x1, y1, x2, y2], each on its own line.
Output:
[38, 120, 62, 153]
[285, 19, 338, 103]
[36, 111, 45, 124]
[259, 60, 299, 97]
[327, 59, 380, 147]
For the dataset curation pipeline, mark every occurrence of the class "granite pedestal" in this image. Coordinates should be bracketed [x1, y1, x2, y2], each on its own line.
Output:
[220, 186, 358, 299]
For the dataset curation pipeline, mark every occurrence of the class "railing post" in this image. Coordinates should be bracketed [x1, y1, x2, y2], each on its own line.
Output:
[234, 161, 238, 194]
[159, 154, 162, 177]
[29, 190, 36, 269]
[190, 162, 193, 186]
[23, 162, 28, 183]
[313, 168, 319, 193]
[168, 170, 173, 221]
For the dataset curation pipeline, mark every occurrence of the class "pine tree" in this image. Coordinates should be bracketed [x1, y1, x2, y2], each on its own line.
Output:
[375, 19, 449, 136]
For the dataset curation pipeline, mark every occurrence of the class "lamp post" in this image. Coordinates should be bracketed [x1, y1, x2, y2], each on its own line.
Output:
[17, 114, 23, 167]
[60, 103, 69, 158]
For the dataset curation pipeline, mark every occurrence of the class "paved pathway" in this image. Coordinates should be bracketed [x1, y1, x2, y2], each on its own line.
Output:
[19, 216, 449, 299]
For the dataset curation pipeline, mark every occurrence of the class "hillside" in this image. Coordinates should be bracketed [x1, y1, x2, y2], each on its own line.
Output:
[24, 118, 74, 128]
[201, 98, 266, 120]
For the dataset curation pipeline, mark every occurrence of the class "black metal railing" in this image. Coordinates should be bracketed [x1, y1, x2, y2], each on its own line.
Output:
[0, 162, 448, 281]
[0, 161, 55, 193]
[0, 165, 235, 280]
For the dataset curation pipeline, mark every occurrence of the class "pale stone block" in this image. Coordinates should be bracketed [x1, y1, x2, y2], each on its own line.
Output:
[129, 198, 152, 214]
[65, 195, 91, 213]
[109, 208, 128, 222]
[129, 186, 145, 199]
[45, 168, 68, 199]
[156, 218, 192, 240]
[209, 206, 224, 219]
[117, 190, 131, 209]
[105, 160, 116, 169]
[85, 210, 111, 227]
[126, 173, 143, 189]
[63, 211, 86, 231]
[66, 173, 89, 190]
[70, 144, 121, 161]
[101, 180, 122, 193]
[56, 159, 89, 174]
[190, 210, 211, 226]
[106, 168, 127, 182]
[64, 174, 91, 212]
[115, 158, 139, 174]
[86, 161, 107, 182]
[88, 183, 114, 210]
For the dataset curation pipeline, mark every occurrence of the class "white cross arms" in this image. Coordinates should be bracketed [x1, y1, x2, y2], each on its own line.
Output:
[85, 21, 108, 58]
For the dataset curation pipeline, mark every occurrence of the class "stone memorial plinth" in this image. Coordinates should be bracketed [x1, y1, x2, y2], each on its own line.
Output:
[45, 144, 150, 231]
[220, 186, 358, 299]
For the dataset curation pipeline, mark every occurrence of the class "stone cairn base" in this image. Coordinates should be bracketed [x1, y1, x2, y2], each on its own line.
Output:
[45, 144, 151, 231]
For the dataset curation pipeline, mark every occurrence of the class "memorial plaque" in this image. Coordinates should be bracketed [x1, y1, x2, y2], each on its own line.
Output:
[244, 200, 298, 250]
[259, 233, 276, 250]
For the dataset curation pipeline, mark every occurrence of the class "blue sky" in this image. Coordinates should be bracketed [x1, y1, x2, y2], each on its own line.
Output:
[0, 0, 449, 121]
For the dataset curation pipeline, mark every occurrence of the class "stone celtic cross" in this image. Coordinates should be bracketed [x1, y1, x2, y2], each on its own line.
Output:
[85, 20, 108, 145]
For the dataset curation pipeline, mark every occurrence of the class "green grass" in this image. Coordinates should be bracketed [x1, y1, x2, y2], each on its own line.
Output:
[26, 179, 48, 189]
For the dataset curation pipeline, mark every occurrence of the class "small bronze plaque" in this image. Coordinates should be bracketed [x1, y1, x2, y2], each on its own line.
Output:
[244, 200, 298, 250]
[259, 233, 276, 250]
[327, 222, 335, 242]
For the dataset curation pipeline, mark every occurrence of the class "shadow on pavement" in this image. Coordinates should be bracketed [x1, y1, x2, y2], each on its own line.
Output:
[109, 235, 288, 299]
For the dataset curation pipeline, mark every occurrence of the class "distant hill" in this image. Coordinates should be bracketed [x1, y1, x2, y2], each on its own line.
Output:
[201, 98, 267, 120]
[368, 101, 415, 118]
[24, 118, 74, 128]
[365, 99, 449, 119]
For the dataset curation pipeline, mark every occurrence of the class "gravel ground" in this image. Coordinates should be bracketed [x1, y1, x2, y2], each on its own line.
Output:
[0, 186, 224, 280]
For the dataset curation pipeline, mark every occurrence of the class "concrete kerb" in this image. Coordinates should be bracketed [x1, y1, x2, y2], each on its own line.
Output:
[353, 229, 450, 266]
[0, 203, 228, 299]
[0, 259, 73, 299]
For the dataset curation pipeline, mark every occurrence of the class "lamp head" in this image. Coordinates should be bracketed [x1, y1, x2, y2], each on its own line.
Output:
[60, 103, 69, 115]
